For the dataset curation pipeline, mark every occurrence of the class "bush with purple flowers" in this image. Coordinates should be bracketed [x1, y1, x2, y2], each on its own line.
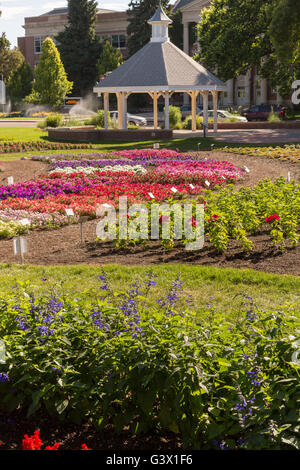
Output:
[0, 275, 299, 449]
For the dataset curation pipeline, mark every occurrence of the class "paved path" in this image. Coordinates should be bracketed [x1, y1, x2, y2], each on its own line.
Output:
[0, 120, 39, 127]
[173, 128, 300, 143]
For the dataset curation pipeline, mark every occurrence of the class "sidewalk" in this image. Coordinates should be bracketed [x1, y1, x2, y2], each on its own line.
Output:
[173, 128, 300, 143]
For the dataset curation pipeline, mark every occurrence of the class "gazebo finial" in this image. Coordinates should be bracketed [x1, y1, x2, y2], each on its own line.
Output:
[148, 2, 172, 43]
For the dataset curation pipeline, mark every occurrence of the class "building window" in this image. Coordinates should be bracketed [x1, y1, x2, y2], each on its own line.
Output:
[34, 36, 46, 54]
[111, 34, 126, 49]
[237, 87, 246, 98]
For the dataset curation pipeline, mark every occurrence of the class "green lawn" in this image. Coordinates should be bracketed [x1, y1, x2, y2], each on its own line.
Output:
[0, 263, 299, 317]
[1, 126, 300, 161]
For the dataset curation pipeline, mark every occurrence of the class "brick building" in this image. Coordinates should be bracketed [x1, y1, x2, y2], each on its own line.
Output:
[18, 7, 129, 71]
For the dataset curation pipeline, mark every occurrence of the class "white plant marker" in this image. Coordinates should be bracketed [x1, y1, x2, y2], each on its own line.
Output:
[148, 193, 155, 199]
[287, 172, 291, 182]
[20, 218, 30, 226]
[243, 166, 250, 173]
[65, 208, 74, 216]
[7, 176, 14, 185]
[13, 236, 27, 265]
[171, 187, 178, 193]
[189, 184, 195, 190]
[205, 180, 210, 187]
[153, 143, 160, 149]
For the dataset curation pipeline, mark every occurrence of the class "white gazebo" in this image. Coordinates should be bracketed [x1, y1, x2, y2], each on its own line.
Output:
[93, 3, 226, 133]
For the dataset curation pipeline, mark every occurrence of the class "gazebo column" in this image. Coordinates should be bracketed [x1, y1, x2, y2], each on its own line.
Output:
[212, 90, 218, 133]
[164, 92, 170, 130]
[201, 91, 209, 134]
[122, 92, 128, 130]
[153, 92, 159, 129]
[116, 92, 123, 129]
[148, 91, 160, 129]
[104, 93, 109, 129]
[188, 90, 199, 132]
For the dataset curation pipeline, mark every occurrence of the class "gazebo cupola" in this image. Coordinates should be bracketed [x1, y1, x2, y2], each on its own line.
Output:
[148, 3, 172, 43]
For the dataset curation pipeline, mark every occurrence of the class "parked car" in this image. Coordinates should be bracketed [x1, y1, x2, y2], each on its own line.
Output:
[242, 104, 285, 121]
[109, 111, 147, 126]
[199, 109, 247, 122]
[180, 105, 203, 118]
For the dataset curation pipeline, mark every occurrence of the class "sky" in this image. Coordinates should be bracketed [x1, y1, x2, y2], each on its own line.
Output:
[0, 0, 129, 47]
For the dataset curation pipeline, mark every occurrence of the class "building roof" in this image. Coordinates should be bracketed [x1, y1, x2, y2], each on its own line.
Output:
[94, 40, 225, 92]
[172, 0, 195, 13]
[42, 7, 117, 16]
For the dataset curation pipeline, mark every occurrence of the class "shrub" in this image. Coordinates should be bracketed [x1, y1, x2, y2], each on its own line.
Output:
[163, 105, 182, 129]
[87, 110, 112, 128]
[0, 275, 299, 450]
[182, 115, 203, 130]
[268, 107, 281, 122]
[45, 114, 63, 128]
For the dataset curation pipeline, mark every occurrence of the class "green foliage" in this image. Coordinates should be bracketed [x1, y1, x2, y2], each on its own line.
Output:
[7, 62, 33, 105]
[0, 276, 299, 449]
[56, 0, 101, 96]
[0, 33, 25, 83]
[0, 220, 26, 238]
[195, 0, 299, 98]
[25, 38, 73, 108]
[163, 105, 182, 129]
[97, 41, 123, 76]
[204, 177, 300, 253]
[86, 109, 113, 128]
[267, 108, 281, 122]
[182, 115, 203, 130]
[45, 114, 63, 128]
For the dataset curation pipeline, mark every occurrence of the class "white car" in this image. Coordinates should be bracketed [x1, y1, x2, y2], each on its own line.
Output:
[199, 109, 247, 122]
[109, 111, 147, 126]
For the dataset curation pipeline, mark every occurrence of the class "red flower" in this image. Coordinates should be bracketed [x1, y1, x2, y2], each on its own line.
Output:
[208, 214, 219, 223]
[189, 216, 197, 227]
[44, 443, 60, 450]
[22, 430, 43, 450]
[81, 444, 92, 450]
[159, 215, 170, 224]
[265, 214, 280, 223]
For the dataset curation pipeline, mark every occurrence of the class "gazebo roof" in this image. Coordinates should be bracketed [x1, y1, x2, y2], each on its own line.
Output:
[94, 4, 226, 94]
[94, 41, 225, 92]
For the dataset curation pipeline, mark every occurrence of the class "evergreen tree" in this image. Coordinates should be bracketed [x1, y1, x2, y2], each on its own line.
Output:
[25, 38, 73, 107]
[56, 0, 101, 96]
[126, 0, 170, 57]
[7, 61, 33, 105]
[97, 40, 123, 76]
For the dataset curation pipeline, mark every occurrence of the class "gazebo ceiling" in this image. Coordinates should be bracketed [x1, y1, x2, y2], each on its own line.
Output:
[94, 41, 226, 92]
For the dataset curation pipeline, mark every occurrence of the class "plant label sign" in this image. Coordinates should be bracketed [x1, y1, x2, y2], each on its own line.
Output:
[171, 187, 178, 193]
[148, 193, 155, 199]
[153, 143, 160, 149]
[189, 184, 195, 190]
[7, 177, 14, 185]
[20, 218, 30, 227]
[13, 237, 27, 256]
[65, 208, 74, 216]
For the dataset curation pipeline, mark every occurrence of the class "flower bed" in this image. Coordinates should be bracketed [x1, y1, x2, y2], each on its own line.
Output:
[0, 274, 299, 450]
[0, 141, 93, 154]
[223, 145, 300, 163]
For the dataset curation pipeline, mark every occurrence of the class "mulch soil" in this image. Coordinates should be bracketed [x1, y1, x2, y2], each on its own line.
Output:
[0, 151, 299, 276]
[0, 410, 181, 450]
